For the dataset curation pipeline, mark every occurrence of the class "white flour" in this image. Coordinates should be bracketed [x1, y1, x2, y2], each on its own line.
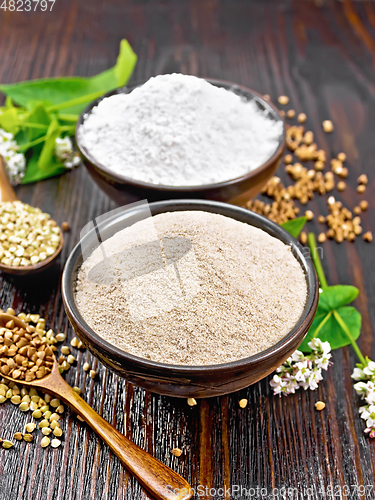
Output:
[79, 74, 283, 186]
[75, 211, 307, 366]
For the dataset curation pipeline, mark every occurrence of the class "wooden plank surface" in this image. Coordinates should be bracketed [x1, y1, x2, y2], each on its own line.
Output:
[0, 1, 375, 498]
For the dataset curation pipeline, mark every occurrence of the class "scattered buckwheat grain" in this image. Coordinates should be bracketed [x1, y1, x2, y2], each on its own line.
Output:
[363, 232, 373, 242]
[278, 95, 289, 105]
[315, 401, 325, 411]
[322, 120, 334, 133]
[171, 448, 182, 457]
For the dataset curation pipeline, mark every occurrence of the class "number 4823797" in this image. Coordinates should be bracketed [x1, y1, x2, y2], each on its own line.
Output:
[1, 0, 55, 11]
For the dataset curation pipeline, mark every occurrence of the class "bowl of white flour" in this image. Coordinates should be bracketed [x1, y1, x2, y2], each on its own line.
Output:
[62, 200, 318, 398]
[76, 74, 285, 205]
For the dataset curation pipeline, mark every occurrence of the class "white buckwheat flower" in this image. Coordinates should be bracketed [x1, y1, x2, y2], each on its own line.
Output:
[295, 360, 311, 382]
[351, 367, 366, 381]
[55, 136, 81, 169]
[363, 361, 375, 377]
[365, 385, 375, 406]
[55, 136, 73, 159]
[308, 368, 324, 391]
[352, 358, 375, 438]
[291, 350, 305, 362]
[308, 338, 323, 351]
[270, 339, 332, 396]
[0, 128, 26, 185]
[315, 353, 331, 370]
[269, 374, 285, 396]
[363, 405, 375, 429]
[354, 382, 369, 398]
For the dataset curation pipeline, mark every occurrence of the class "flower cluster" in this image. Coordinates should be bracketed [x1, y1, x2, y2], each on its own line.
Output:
[352, 359, 375, 438]
[55, 136, 80, 169]
[270, 338, 332, 396]
[0, 128, 26, 185]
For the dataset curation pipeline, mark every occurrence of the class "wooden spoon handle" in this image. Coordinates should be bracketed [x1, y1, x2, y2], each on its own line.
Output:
[0, 156, 19, 202]
[43, 376, 192, 500]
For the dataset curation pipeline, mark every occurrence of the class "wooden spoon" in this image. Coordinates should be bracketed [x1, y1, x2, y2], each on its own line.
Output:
[0, 313, 192, 500]
[0, 156, 63, 275]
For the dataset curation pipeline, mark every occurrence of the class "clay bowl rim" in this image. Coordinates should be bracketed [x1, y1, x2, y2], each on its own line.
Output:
[61, 199, 318, 376]
[75, 78, 286, 193]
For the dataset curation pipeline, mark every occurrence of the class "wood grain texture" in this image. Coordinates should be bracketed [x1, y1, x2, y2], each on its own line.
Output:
[0, 0, 374, 499]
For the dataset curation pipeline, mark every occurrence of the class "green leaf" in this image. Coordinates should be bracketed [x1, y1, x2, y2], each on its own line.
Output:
[14, 129, 29, 147]
[21, 147, 66, 184]
[281, 217, 306, 238]
[23, 103, 52, 141]
[0, 107, 20, 135]
[317, 285, 359, 312]
[300, 306, 361, 352]
[0, 39, 137, 114]
[18, 134, 47, 153]
[1, 40, 136, 184]
[299, 284, 360, 353]
[37, 119, 61, 171]
[5, 96, 14, 109]
[81, 39, 137, 98]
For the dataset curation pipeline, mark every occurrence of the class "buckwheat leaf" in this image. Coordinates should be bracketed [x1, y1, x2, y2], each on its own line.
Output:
[21, 147, 66, 184]
[14, 129, 29, 147]
[300, 305, 361, 353]
[0, 39, 137, 114]
[37, 119, 61, 171]
[24, 103, 52, 141]
[0, 107, 20, 135]
[298, 282, 360, 353]
[318, 285, 359, 311]
[85, 39, 137, 98]
[281, 217, 306, 238]
[5, 96, 14, 109]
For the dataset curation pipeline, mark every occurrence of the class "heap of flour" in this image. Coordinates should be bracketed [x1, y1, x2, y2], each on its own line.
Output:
[75, 211, 307, 366]
[79, 74, 283, 186]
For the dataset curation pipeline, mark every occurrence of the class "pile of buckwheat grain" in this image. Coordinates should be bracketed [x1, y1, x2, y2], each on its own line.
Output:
[0, 201, 62, 267]
[246, 95, 372, 244]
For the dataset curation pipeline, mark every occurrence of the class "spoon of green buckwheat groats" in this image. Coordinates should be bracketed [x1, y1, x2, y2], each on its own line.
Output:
[0, 310, 193, 500]
[0, 156, 63, 275]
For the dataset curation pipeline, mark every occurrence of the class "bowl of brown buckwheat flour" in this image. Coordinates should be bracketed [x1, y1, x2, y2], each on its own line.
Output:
[62, 200, 318, 398]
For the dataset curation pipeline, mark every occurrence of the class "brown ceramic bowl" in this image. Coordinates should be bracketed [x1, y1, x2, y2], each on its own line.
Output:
[62, 200, 318, 398]
[75, 79, 286, 206]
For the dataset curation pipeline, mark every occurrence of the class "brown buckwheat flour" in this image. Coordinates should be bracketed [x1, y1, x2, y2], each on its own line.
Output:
[74, 211, 307, 366]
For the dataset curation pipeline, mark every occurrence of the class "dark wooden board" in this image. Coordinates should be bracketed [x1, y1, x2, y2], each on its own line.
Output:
[0, 1, 374, 499]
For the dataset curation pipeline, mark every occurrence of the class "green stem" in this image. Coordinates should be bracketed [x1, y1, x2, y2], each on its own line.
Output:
[21, 122, 48, 129]
[333, 310, 366, 365]
[308, 232, 366, 365]
[307, 232, 328, 289]
[58, 113, 79, 122]
[312, 311, 332, 339]
[60, 125, 75, 133]
[18, 134, 47, 152]
[47, 90, 104, 112]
